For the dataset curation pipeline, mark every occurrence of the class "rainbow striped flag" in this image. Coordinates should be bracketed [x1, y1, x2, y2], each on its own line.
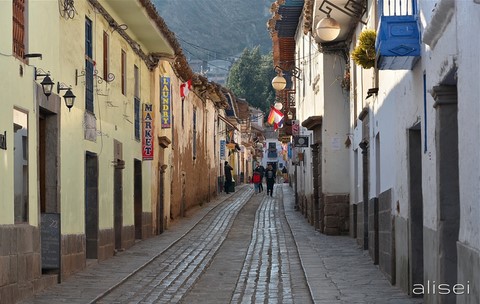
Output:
[267, 107, 284, 130]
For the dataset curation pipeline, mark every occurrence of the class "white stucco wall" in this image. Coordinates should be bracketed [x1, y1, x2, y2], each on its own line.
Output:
[456, 1, 480, 250]
[382, 71, 424, 220]
[421, 2, 458, 231]
[322, 53, 350, 193]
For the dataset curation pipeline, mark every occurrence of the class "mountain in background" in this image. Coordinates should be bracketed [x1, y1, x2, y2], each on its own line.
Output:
[152, 0, 273, 62]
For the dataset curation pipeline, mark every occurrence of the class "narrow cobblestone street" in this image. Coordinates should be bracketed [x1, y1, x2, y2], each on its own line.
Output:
[21, 184, 421, 304]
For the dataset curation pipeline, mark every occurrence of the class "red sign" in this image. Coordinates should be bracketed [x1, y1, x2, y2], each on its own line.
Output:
[142, 104, 154, 160]
[292, 120, 299, 136]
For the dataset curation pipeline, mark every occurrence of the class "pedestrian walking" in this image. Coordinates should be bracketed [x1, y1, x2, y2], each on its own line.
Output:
[282, 166, 288, 183]
[254, 163, 265, 192]
[265, 164, 275, 196]
[252, 171, 262, 193]
[224, 161, 234, 194]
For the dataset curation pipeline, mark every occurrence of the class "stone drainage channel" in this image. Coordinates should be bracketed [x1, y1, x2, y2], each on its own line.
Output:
[95, 186, 312, 304]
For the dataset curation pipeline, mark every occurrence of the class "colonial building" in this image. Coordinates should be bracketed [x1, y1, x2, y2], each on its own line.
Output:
[268, 0, 350, 234]
[0, 0, 241, 302]
[271, 0, 480, 302]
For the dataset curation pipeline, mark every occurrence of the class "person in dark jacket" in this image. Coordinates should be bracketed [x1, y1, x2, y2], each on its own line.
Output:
[265, 164, 276, 196]
[224, 161, 234, 194]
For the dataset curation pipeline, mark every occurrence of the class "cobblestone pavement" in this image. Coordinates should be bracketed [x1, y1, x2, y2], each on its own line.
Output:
[281, 184, 423, 304]
[21, 183, 423, 304]
[97, 188, 253, 303]
[231, 193, 295, 303]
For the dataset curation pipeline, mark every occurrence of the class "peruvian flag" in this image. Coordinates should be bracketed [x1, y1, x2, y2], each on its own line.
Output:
[180, 79, 192, 99]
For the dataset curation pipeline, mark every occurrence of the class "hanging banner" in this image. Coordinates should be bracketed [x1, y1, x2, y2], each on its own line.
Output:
[220, 139, 226, 160]
[142, 104, 154, 160]
[160, 76, 171, 128]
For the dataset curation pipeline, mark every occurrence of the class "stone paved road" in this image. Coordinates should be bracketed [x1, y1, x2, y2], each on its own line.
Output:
[281, 185, 423, 304]
[21, 184, 422, 304]
[97, 188, 253, 303]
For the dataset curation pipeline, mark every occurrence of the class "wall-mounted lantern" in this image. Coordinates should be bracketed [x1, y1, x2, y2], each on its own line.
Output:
[35, 68, 55, 98]
[272, 65, 288, 91]
[57, 82, 76, 111]
[0, 131, 6, 150]
[316, 14, 341, 42]
[315, 0, 367, 42]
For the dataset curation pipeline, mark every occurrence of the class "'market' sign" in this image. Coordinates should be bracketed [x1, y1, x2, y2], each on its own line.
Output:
[142, 104, 154, 160]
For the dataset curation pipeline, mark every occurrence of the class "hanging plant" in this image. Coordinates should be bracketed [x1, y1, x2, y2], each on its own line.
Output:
[351, 30, 376, 69]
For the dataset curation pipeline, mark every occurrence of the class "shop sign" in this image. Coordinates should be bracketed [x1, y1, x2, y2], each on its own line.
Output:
[143, 104, 154, 160]
[160, 76, 171, 128]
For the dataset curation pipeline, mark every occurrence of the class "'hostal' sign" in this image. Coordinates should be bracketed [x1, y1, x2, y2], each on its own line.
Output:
[142, 104, 154, 160]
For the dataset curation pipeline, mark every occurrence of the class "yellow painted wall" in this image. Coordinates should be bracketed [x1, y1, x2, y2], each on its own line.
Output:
[0, 0, 55, 225]
[0, 1, 161, 234]
[54, 2, 157, 234]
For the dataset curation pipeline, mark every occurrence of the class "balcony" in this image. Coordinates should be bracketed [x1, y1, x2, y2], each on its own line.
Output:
[376, 0, 421, 70]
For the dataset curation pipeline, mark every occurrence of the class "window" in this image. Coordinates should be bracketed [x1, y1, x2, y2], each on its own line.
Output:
[14, 109, 29, 223]
[121, 50, 126, 95]
[103, 31, 109, 81]
[193, 108, 197, 159]
[85, 18, 94, 112]
[134, 65, 139, 98]
[268, 142, 277, 158]
[134, 65, 140, 140]
[181, 99, 184, 128]
[134, 98, 140, 141]
[13, 0, 26, 59]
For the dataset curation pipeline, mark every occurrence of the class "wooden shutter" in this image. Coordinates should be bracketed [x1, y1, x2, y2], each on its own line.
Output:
[103, 31, 109, 81]
[13, 0, 26, 59]
[121, 50, 126, 95]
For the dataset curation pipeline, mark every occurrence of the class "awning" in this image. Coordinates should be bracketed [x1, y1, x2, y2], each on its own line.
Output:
[218, 115, 239, 131]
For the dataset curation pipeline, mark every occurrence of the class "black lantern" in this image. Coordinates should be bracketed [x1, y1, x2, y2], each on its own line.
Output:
[35, 68, 54, 98]
[57, 83, 76, 112]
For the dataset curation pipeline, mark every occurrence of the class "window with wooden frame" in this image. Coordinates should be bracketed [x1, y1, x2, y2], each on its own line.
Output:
[134, 98, 140, 141]
[193, 108, 197, 159]
[121, 50, 126, 95]
[103, 31, 109, 81]
[134, 65, 140, 140]
[85, 18, 94, 112]
[134, 65, 139, 98]
[13, 0, 26, 59]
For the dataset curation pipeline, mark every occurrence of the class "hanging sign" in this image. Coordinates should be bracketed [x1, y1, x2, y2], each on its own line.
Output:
[142, 104, 154, 160]
[293, 136, 309, 147]
[292, 120, 300, 136]
[220, 139, 226, 160]
[160, 76, 171, 128]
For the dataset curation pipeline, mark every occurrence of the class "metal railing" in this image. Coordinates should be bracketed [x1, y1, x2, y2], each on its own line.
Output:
[380, 0, 416, 16]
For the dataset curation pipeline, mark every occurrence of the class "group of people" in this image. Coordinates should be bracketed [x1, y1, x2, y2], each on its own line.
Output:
[252, 163, 275, 196]
[224, 161, 286, 197]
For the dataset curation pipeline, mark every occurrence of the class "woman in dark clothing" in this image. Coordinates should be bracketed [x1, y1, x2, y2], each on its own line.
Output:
[265, 164, 275, 196]
[224, 161, 233, 194]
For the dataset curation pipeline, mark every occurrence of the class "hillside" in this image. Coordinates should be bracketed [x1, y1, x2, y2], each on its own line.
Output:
[153, 0, 273, 60]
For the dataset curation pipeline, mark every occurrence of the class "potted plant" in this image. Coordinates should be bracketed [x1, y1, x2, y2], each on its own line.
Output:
[351, 30, 376, 69]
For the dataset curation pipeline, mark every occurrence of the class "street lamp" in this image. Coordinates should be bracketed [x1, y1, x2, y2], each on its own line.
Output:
[272, 74, 287, 91]
[274, 102, 283, 111]
[57, 82, 76, 111]
[315, 14, 341, 42]
[35, 68, 55, 98]
[287, 110, 293, 120]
